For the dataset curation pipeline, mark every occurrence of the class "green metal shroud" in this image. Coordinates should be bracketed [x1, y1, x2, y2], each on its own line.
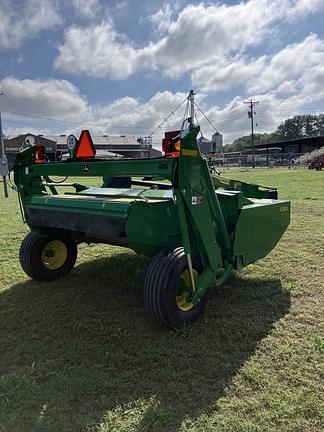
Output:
[14, 126, 290, 303]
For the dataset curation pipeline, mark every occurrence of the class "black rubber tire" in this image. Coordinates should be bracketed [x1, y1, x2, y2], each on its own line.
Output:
[143, 248, 207, 328]
[19, 231, 77, 281]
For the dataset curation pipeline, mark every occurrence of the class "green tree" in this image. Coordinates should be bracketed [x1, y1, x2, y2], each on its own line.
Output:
[226, 114, 324, 149]
[230, 136, 251, 151]
[275, 114, 322, 141]
[227, 133, 275, 151]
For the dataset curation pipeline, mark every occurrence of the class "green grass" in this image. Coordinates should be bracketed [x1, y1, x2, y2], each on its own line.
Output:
[0, 169, 323, 432]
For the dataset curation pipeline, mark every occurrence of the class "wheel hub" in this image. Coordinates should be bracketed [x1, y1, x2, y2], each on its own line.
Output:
[176, 269, 198, 312]
[41, 240, 68, 270]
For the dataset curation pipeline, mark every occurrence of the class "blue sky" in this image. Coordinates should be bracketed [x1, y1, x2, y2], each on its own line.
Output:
[1, 0, 324, 146]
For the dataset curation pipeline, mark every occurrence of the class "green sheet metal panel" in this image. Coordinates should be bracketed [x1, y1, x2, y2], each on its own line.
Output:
[25, 195, 131, 242]
[27, 195, 130, 215]
[126, 199, 182, 257]
[233, 199, 290, 265]
[216, 190, 245, 233]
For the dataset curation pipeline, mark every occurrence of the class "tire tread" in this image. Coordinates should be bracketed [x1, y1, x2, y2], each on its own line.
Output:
[19, 231, 77, 281]
[143, 247, 207, 328]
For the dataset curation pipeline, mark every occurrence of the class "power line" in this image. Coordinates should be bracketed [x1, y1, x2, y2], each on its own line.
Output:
[2, 103, 323, 127]
[194, 102, 219, 133]
[1, 100, 323, 141]
[1, 108, 153, 130]
[149, 96, 188, 137]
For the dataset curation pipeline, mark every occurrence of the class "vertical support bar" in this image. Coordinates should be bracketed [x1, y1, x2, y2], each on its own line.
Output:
[2, 172, 8, 197]
[188, 90, 195, 127]
[250, 101, 255, 168]
[0, 111, 8, 198]
[175, 190, 196, 292]
[186, 253, 195, 293]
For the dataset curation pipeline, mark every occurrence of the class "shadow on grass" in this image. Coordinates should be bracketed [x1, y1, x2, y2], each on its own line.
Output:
[0, 251, 290, 432]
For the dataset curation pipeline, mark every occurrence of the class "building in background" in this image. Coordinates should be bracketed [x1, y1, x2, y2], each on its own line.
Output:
[212, 132, 223, 152]
[216, 135, 324, 167]
[44, 134, 157, 158]
[197, 135, 212, 153]
[4, 133, 162, 169]
[5, 134, 58, 169]
[247, 135, 324, 155]
[198, 132, 223, 154]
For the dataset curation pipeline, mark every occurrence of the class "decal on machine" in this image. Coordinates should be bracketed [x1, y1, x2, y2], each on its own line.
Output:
[280, 205, 289, 212]
[192, 196, 203, 205]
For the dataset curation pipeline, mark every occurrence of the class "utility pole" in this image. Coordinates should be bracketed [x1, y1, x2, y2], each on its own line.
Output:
[0, 92, 9, 197]
[244, 99, 259, 168]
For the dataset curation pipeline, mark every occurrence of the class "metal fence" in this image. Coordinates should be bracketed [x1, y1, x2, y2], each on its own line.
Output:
[209, 152, 309, 171]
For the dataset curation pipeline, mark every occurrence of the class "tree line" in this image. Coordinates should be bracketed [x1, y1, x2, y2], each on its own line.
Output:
[224, 114, 324, 152]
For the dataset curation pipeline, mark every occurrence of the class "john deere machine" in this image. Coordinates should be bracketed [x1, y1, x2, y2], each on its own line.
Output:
[13, 92, 290, 328]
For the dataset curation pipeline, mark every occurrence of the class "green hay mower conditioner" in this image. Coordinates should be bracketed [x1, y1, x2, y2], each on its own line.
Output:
[13, 98, 290, 328]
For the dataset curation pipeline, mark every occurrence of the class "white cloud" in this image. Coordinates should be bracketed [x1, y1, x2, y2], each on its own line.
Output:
[148, 2, 179, 34]
[191, 32, 324, 116]
[276, 81, 297, 94]
[249, 34, 324, 94]
[300, 65, 324, 98]
[206, 77, 324, 143]
[54, 22, 138, 79]
[5, 126, 56, 138]
[287, 0, 324, 18]
[0, 0, 61, 50]
[2, 72, 324, 146]
[89, 90, 188, 138]
[0, 77, 188, 142]
[191, 57, 266, 93]
[2, 1, 324, 147]
[71, 0, 102, 19]
[0, 78, 304, 146]
[200, 94, 282, 143]
[0, 77, 88, 121]
[54, 0, 323, 80]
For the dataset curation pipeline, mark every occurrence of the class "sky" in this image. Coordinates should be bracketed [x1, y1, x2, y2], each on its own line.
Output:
[1, 0, 324, 147]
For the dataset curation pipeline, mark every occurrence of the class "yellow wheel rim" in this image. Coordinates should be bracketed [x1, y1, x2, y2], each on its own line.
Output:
[41, 240, 68, 270]
[176, 269, 198, 312]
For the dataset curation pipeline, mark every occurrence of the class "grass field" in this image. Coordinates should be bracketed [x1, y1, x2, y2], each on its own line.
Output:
[0, 169, 323, 432]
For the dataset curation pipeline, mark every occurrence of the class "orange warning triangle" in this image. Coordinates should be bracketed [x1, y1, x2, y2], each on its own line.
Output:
[74, 130, 96, 159]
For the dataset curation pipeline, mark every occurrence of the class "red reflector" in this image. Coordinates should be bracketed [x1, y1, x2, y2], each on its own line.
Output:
[162, 130, 181, 153]
[34, 145, 45, 164]
[74, 130, 96, 159]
